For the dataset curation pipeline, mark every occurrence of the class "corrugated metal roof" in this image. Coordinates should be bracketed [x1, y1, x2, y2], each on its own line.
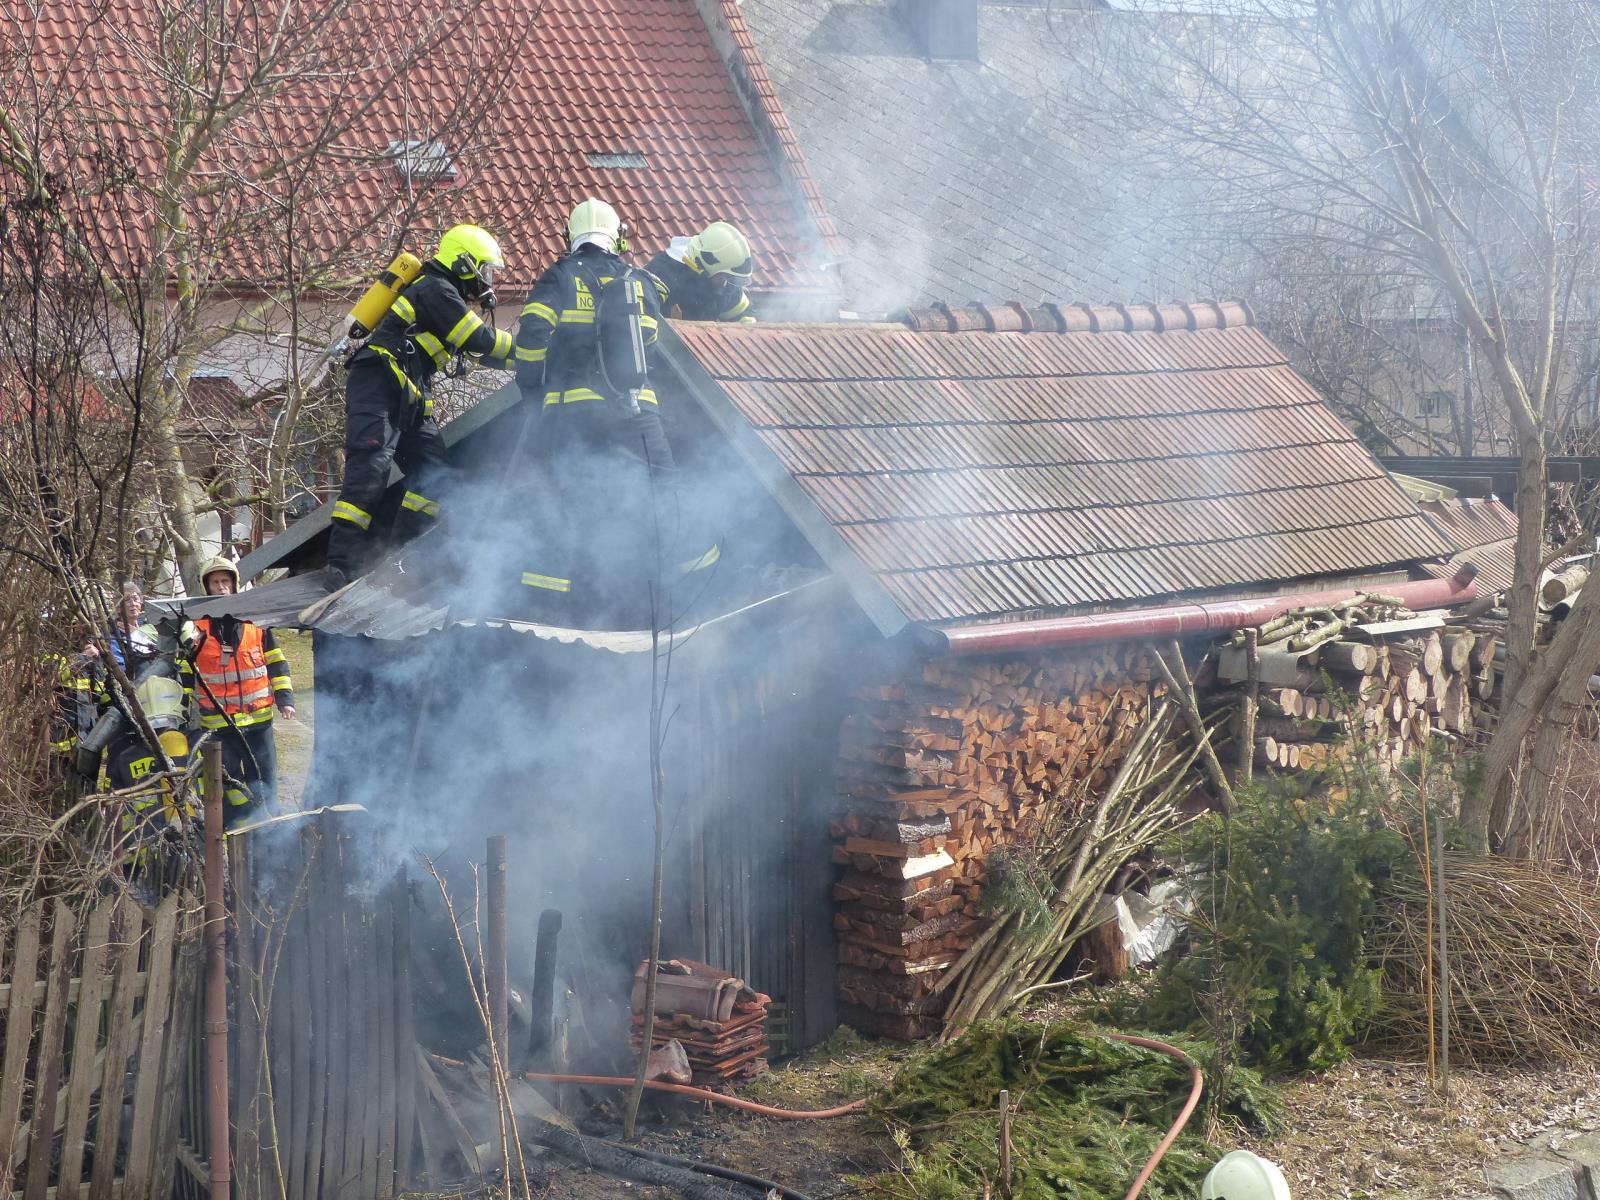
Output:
[671, 305, 1454, 625]
[1416, 497, 1519, 594]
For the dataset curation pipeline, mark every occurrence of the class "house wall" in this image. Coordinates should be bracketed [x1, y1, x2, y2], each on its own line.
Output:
[306, 598, 863, 1058]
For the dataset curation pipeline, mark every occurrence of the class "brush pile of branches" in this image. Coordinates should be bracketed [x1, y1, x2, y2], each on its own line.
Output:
[1367, 852, 1600, 1065]
[868, 1016, 1280, 1200]
[934, 702, 1203, 1032]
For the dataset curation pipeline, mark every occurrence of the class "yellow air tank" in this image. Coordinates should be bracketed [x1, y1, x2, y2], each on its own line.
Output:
[346, 252, 423, 339]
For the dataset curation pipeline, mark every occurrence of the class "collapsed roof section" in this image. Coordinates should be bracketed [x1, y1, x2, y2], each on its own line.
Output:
[661, 301, 1455, 630]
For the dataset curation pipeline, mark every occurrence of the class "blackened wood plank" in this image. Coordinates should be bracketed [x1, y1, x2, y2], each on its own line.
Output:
[392, 874, 418, 1193]
[301, 830, 331, 1200]
[230, 841, 260, 1199]
[285, 884, 312, 1200]
[151, 902, 201, 1200]
[374, 885, 397, 1199]
[0, 905, 45, 1190]
[89, 902, 144, 1200]
[58, 896, 117, 1200]
[122, 893, 181, 1196]
[24, 903, 79, 1200]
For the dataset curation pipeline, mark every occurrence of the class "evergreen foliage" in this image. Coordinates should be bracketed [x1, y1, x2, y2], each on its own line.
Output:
[1140, 776, 1415, 1072]
[867, 1018, 1280, 1200]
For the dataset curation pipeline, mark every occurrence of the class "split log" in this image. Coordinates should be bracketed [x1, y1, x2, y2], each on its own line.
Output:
[1470, 637, 1497, 672]
[1319, 641, 1378, 674]
[1421, 633, 1444, 677]
[1542, 565, 1588, 605]
[1442, 631, 1476, 673]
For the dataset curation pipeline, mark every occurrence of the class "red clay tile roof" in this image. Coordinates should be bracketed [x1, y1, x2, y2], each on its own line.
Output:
[670, 303, 1455, 625]
[1416, 497, 1519, 594]
[15, 0, 826, 294]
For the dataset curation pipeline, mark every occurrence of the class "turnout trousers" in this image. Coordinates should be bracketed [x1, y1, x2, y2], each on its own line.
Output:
[326, 359, 449, 576]
[216, 720, 278, 829]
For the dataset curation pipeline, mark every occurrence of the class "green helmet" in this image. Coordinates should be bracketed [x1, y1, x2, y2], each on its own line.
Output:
[433, 224, 504, 294]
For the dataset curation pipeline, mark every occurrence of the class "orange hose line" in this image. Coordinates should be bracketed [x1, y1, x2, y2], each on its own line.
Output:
[520, 1028, 1203, 1197]
[1100, 1033, 1206, 1200]
[520, 1072, 869, 1119]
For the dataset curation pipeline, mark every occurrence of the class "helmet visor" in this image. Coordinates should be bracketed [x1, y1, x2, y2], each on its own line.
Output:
[476, 261, 495, 288]
[720, 255, 753, 281]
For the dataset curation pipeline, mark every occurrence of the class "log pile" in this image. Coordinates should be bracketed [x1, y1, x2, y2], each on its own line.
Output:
[629, 960, 770, 1084]
[1213, 613, 1498, 771]
[831, 650, 1160, 1038]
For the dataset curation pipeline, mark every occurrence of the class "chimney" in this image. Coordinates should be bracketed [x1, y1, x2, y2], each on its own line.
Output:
[898, 0, 978, 61]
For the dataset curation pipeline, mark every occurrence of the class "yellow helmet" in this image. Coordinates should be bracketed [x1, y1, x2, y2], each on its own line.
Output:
[567, 198, 622, 251]
[687, 221, 753, 281]
[433, 224, 504, 292]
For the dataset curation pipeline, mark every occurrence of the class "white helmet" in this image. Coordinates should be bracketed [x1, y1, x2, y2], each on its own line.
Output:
[1201, 1151, 1290, 1200]
[567, 198, 622, 252]
[686, 221, 753, 281]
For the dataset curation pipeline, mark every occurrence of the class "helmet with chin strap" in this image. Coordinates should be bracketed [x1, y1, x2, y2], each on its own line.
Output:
[685, 221, 753, 282]
[433, 224, 504, 300]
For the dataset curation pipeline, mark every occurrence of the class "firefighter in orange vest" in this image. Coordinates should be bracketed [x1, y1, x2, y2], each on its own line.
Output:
[179, 556, 295, 826]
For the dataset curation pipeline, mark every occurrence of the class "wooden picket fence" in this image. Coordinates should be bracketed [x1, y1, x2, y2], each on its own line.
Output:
[0, 891, 201, 1200]
[207, 816, 420, 1200]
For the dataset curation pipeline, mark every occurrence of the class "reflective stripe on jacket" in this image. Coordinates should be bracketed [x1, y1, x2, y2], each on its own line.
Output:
[189, 619, 275, 729]
[353, 265, 514, 396]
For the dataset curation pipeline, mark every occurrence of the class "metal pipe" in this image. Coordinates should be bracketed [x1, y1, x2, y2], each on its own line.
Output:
[486, 835, 508, 1071]
[940, 569, 1480, 656]
[202, 742, 231, 1200]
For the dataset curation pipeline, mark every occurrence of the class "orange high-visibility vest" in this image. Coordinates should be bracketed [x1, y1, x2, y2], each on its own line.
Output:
[192, 619, 273, 720]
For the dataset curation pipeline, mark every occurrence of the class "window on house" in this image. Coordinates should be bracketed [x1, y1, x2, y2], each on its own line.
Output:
[1417, 391, 1453, 418]
[585, 152, 648, 170]
[387, 139, 457, 183]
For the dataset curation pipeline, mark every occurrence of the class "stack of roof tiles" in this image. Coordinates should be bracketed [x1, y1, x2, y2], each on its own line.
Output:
[629, 960, 771, 1084]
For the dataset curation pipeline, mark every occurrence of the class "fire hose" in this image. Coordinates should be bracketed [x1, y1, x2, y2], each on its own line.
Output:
[519, 1071, 867, 1119]
[524, 1029, 1201, 1199]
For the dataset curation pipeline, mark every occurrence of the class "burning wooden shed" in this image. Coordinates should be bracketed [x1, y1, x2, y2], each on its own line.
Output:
[228, 299, 1486, 1050]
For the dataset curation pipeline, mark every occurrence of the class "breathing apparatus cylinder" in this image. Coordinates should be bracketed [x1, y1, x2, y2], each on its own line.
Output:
[347, 252, 423, 339]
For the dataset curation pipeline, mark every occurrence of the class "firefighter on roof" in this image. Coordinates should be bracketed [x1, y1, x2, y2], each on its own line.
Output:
[325, 224, 515, 583]
[179, 556, 295, 826]
[513, 198, 715, 622]
[646, 221, 755, 322]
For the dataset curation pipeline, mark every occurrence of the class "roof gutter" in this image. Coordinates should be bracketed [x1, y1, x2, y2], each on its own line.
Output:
[937, 568, 1481, 657]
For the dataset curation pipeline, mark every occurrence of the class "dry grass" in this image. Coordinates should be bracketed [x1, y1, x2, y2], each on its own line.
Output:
[1237, 1056, 1600, 1199]
[1367, 853, 1600, 1066]
[272, 628, 316, 809]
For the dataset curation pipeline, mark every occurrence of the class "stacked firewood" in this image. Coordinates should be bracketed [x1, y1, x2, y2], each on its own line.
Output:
[1213, 607, 1498, 770]
[629, 960, 770, 1085]
[831, 651, 1159, 1038]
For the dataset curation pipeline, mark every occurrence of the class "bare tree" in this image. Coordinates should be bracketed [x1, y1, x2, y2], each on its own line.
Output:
[0, 0, 542, 589]
[1083, 0, 1600, 849]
